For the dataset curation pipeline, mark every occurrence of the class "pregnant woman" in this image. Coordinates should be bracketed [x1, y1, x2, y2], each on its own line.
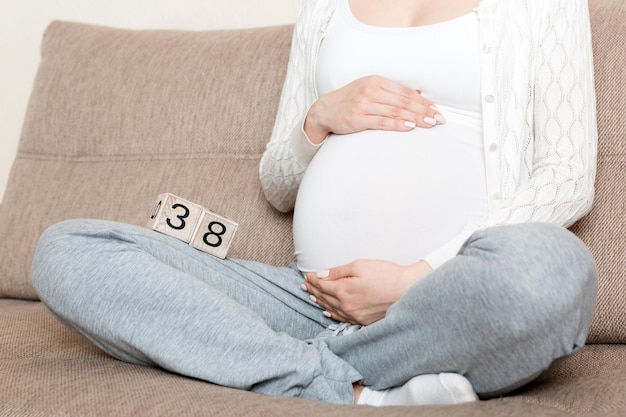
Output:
[31, 0, 598, 408]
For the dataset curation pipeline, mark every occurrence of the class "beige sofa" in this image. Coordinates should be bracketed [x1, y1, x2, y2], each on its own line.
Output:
[1, 0, 625, 415]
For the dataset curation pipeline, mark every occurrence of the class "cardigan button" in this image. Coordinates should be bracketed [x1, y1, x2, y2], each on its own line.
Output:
[489, 143, 498, 152]
[485, 94, 495, 103]
[483, 44, 493, 54]
[492, 192, 502, 201]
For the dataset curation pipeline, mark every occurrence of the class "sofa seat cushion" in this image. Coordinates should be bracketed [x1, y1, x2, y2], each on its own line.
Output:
[1, 300, 625, 416]
[508, 345, 626, 415]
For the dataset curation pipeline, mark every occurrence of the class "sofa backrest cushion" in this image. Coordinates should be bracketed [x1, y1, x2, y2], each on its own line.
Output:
[0, 1, 624, 342]
[570, 0, 626, 343]
[0, 22, 295, 299]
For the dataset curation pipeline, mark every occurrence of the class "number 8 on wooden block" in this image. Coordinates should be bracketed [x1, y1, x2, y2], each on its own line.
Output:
[190, 210, 238, 259]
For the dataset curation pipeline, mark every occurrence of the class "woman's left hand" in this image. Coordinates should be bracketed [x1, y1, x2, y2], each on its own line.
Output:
[303, 259, 432, 326]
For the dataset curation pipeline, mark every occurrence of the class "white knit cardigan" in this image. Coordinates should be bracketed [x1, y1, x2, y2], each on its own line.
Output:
[259, 0, 598, 269]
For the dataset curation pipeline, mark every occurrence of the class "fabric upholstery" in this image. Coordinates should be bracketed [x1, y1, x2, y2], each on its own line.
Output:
[570, 0, 626, 343]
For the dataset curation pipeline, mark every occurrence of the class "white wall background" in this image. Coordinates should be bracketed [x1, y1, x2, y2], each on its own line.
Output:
[0, 0, 299, 203]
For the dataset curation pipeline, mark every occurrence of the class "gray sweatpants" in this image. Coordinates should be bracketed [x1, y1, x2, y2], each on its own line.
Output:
[31, 220, 597, 404]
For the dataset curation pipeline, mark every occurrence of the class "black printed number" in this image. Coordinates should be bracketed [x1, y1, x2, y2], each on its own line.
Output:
[203, 221, 226, 248]
[166, 204, 190, 230]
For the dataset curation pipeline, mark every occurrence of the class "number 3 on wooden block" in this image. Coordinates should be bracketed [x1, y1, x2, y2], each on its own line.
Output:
[148, 193, 204, 243]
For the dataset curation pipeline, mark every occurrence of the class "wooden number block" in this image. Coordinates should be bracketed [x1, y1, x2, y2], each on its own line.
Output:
[190, 210, 238, 259]
[147, 192, 238, 259]
[147, 193, 204, 243]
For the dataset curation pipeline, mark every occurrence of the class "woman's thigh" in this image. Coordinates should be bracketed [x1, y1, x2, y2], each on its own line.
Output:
[31, 219, 333, 341]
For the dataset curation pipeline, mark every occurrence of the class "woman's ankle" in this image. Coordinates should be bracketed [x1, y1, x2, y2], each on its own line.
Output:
[353, 383, 365, 404]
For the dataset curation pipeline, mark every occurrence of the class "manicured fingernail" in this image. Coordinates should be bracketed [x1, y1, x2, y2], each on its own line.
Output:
[300, 283, 308, 292]
[424, 117, 437, 126]
[323, 311, 332, 318]
[429, 105, 446, 124]
[404, 121, 417, 129]
[309, 295, 317, 303]
[317, 270, 330, 279]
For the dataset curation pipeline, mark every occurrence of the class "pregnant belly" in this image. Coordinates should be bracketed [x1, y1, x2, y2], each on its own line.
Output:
[293, 120, 488, 272]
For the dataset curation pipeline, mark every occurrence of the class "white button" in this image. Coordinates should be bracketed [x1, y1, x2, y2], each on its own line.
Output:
[483, 44, 492, 54]
[492, 192, 502, 201]
[489, 143, 498, 152]
[485, 94, 495, 103]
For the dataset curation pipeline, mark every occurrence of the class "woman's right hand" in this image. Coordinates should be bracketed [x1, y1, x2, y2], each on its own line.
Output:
[303, 75, 445, 144]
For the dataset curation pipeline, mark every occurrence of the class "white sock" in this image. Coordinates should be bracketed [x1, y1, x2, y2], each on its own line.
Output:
[357, 373, 478, 407]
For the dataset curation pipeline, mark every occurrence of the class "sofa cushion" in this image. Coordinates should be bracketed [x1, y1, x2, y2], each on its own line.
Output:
[509, 344, 626, 414]
[570, 0, 626, 343]
[2, 300, 625, 416]
[0, 22, 295, 300]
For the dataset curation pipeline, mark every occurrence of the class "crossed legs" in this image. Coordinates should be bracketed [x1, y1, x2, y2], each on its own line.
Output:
[31, 220, 597, 404]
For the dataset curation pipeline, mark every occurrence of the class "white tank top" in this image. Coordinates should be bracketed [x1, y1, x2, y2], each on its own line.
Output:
[293, 1, 488, 272]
